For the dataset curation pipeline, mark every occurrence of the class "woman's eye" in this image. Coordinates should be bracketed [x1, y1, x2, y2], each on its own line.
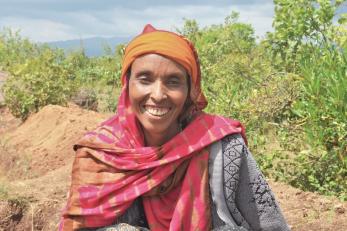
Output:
[138, 76, 151, 84]
[168, 80, 179, 85]
[167, 78, 181, 86]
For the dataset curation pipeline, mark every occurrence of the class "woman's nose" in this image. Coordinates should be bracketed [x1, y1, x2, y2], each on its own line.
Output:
[150, 81, 167, 101]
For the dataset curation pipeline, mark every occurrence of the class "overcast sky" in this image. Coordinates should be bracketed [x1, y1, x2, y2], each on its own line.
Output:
[0, 0, 338, 43]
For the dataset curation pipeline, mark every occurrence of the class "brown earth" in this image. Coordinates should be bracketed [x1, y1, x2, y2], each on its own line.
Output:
[0, 104, 346, 231]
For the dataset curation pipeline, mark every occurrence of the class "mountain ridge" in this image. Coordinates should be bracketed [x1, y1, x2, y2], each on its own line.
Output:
[45, 36, 131, 57]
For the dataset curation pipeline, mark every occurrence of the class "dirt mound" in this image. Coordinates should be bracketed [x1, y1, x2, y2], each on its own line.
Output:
[0, 104, 111, 230]
[0, 107, 21, 135]
[0, 103, 110, 180]
[0, 104, 346, 230]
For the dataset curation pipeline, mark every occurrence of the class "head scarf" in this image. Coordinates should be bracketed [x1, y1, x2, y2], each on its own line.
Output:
[121, 24, 207, 112]
[59, 24, 246, 231]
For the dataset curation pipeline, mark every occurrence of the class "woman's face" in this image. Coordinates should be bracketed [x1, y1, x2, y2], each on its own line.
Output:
[128, 54, 189, 145]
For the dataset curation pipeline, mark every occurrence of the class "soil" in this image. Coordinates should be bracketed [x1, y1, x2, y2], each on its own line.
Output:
[0, 103, 346, 231]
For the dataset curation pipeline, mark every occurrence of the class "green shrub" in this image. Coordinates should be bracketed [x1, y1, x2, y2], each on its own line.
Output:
[280, 45, 347, 199]
[3, 48, 74, 119]
[0, 28, 41, 70]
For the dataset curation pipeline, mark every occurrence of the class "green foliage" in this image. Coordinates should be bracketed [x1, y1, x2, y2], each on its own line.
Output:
[180, 8, 347, 199]
[268, 0, 346, 72]
[3, 47, 74, 119]
[0, 28, 40, 70]
[282, 44, 347, 198]
[71, 52, 122, 112]
[296, 46, 346, 151]
[265, 0, 347, 199]
[66, 48, 122, 112]
[178, 14, 259, 125]
[176, 19, 201, 44]
[0, 29, 123, 118]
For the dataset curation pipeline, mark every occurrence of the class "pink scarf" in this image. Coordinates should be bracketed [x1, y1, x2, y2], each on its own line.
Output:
[59, 24, 247, 231]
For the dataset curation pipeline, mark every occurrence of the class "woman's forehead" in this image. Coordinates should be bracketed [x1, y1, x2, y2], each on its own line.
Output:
[131, 54, 188, 75]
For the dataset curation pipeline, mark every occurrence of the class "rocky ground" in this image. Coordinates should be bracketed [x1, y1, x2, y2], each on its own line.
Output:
[0, 102, 346, 230]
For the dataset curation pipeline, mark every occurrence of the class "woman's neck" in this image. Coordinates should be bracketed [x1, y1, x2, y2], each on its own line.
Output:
[143, 123, 181, 147]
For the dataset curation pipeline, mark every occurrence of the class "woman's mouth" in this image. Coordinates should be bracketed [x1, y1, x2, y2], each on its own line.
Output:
[142, 105, 171, 117]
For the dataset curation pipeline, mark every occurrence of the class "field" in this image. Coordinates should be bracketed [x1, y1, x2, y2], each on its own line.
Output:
[0, 1, 346, 230]
[0, 103, 346, 230]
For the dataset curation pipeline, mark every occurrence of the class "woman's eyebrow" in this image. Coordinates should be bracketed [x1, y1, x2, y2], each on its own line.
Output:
[166, 71, 187, 78]
[134, 70, 152, 77]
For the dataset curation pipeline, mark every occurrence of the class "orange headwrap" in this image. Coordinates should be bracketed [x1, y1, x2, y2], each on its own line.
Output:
[121, 24, 207, 111]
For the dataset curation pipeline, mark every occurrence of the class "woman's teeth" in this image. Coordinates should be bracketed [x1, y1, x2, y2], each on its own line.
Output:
[144, 106, 170, 116]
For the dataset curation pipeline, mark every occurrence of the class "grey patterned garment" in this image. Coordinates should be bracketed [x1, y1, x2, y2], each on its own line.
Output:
[209, 134, 290, 231]
[82, 134, 290, 231]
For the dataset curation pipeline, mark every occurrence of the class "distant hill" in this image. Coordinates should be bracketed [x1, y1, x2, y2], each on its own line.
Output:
[46, 36, 132, 57]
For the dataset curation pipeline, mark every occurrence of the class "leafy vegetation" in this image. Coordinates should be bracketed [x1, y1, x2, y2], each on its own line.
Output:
[266, 0, 347, 199]
[0, 0, 346, 199]
[0, 32, 122, 119]
[3, 48, 73, 119]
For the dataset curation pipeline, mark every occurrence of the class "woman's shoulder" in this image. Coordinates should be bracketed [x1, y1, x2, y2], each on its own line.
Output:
[209, 133, 247, 164]
[221, 133, 245, 144]
[220, 133, 247, 155]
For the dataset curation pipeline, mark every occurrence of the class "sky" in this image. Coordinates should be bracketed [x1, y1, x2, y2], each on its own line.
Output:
[0, 0, 277, 43]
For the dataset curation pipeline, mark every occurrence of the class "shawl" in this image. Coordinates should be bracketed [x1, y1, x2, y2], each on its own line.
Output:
[59, 24, 247, 231]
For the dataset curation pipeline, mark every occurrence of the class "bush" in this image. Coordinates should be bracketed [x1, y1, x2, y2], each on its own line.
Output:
[280, 45, 347, 199]
[0, 28, 40, 70]
[3, 48, 74, 120]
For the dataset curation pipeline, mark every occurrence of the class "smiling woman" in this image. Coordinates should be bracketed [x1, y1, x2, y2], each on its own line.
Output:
[59, 24, 290, 231]
[128, 54, 189, 147]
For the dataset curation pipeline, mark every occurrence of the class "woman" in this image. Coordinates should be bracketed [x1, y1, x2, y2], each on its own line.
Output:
[60, 24, 289, 231]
